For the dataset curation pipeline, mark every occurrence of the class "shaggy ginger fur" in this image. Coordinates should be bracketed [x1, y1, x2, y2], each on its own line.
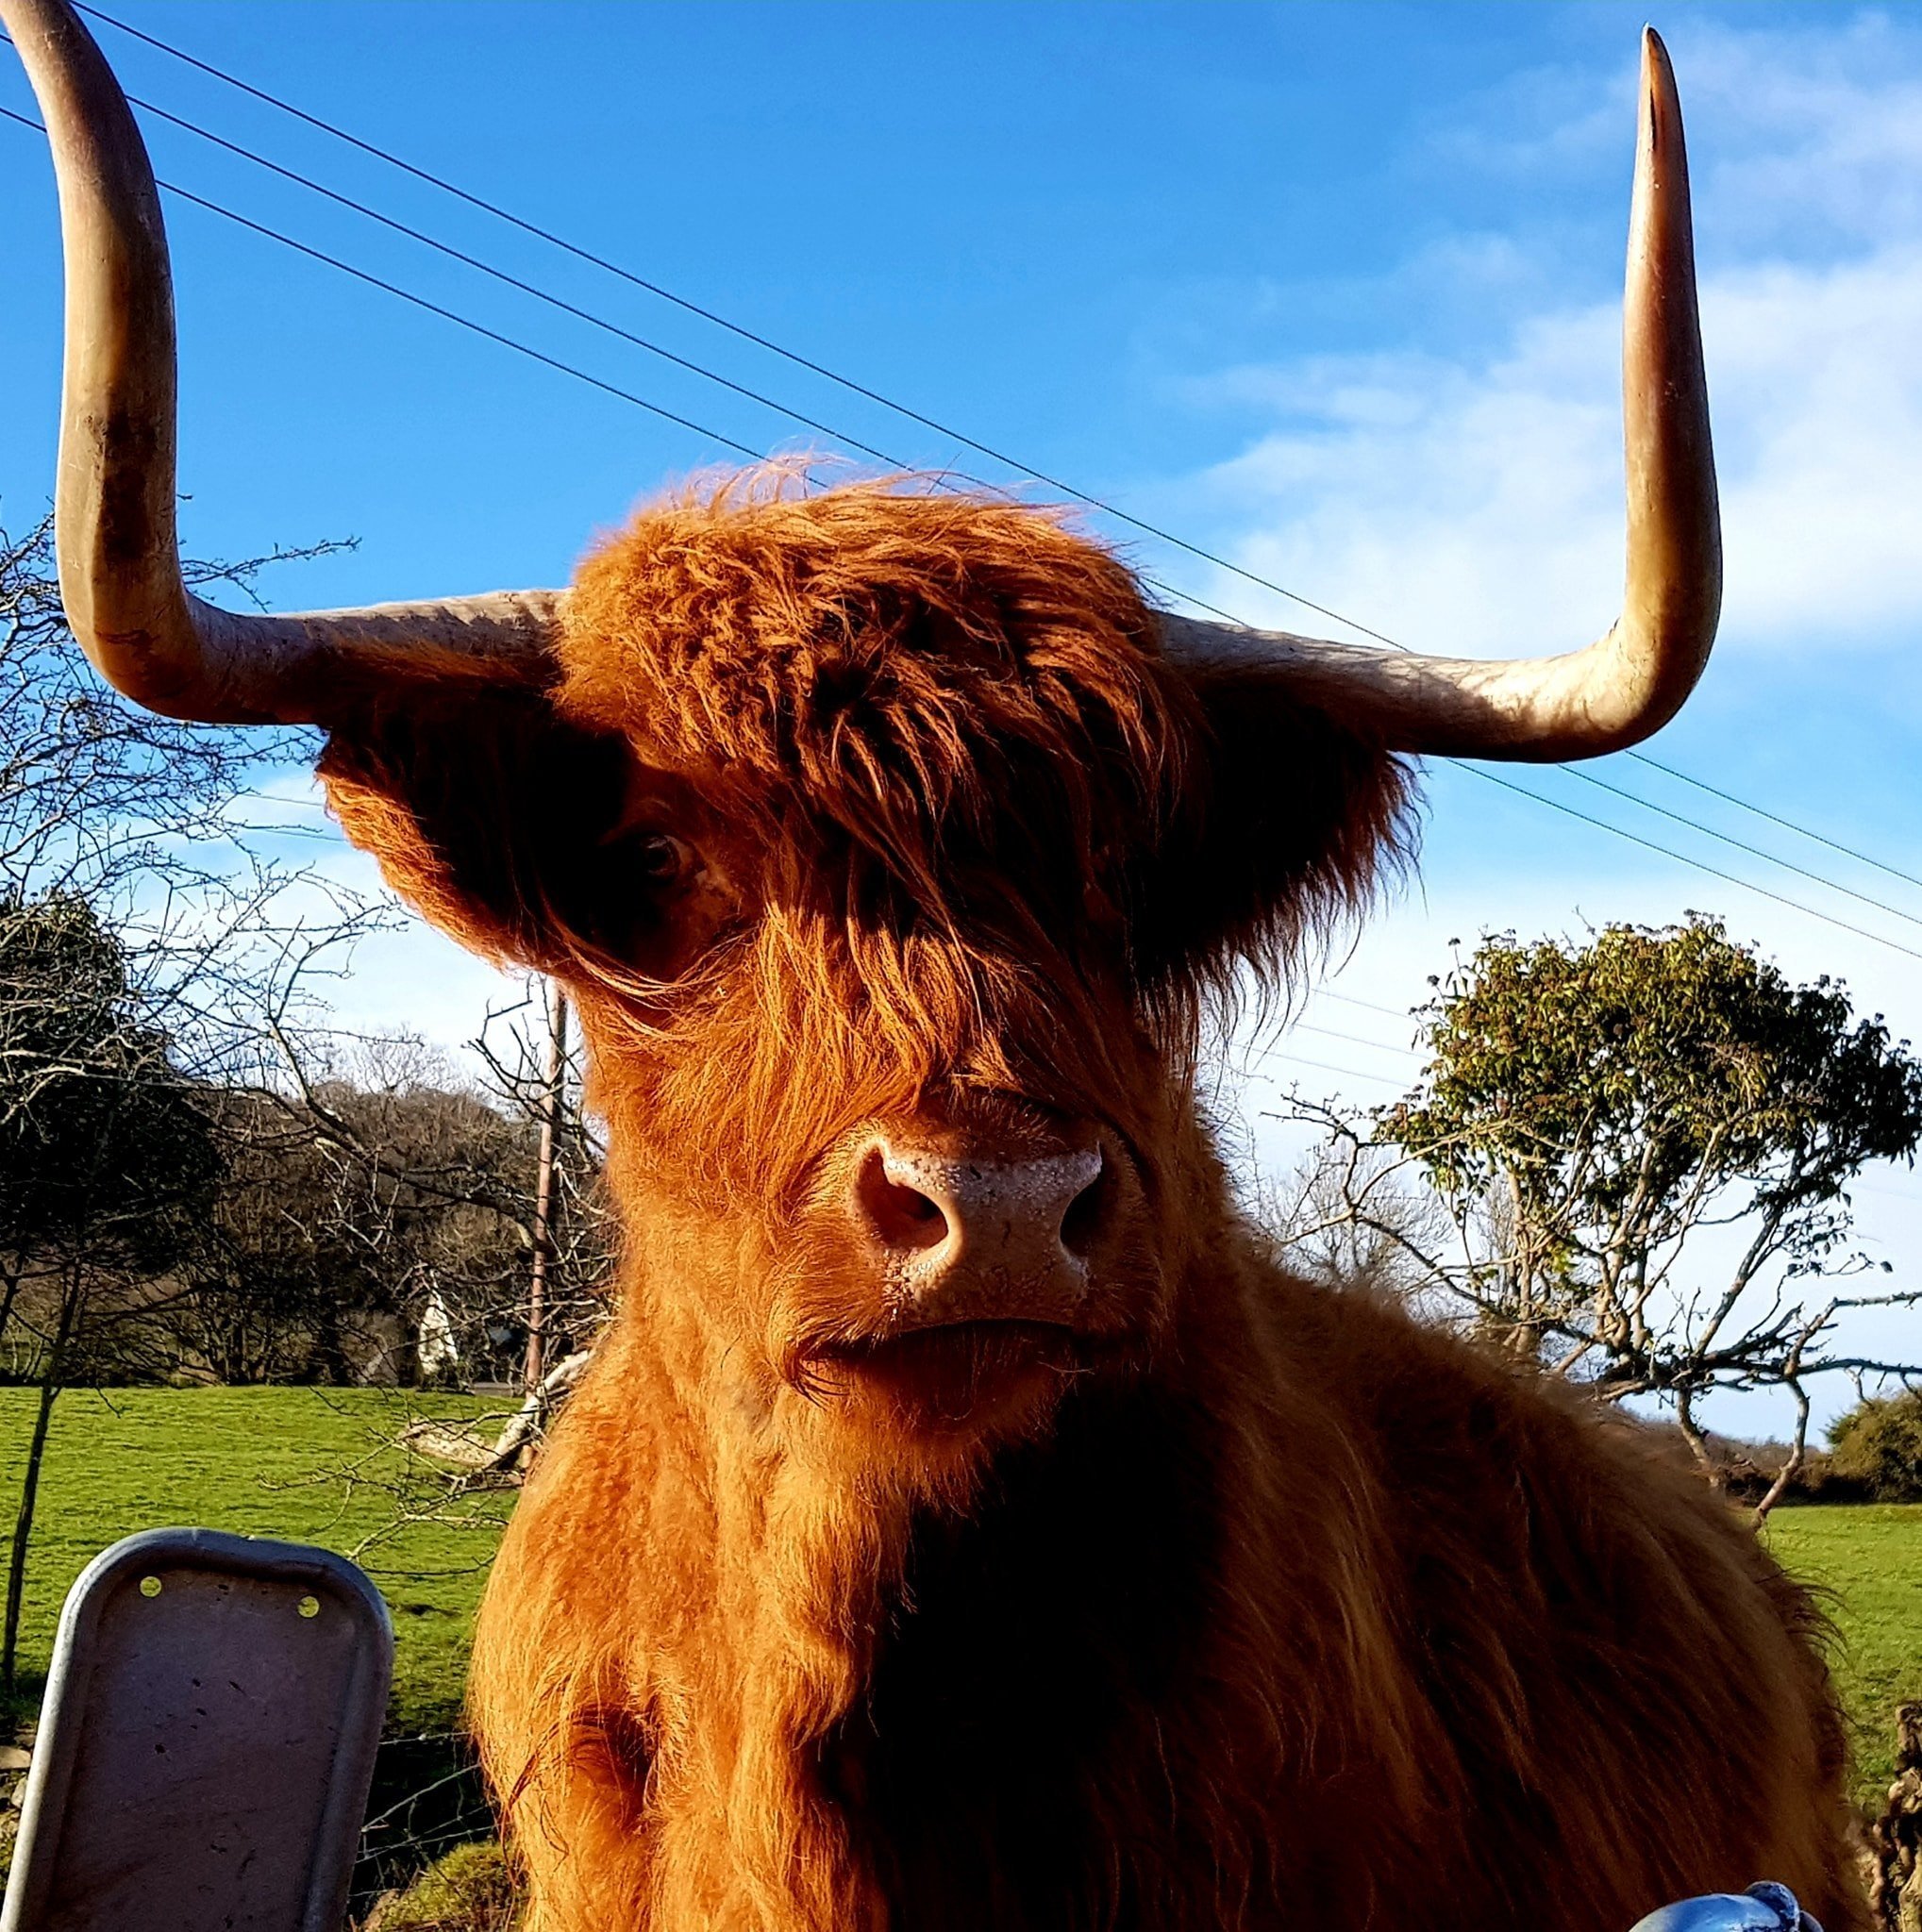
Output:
[319, 476, 1862, 1932]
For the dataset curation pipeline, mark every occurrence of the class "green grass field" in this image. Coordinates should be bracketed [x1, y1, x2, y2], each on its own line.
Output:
[3, 1388, 1918, 1811]
[1765, 1503, 1922, 1805]
[0, 1385, 505, 1737]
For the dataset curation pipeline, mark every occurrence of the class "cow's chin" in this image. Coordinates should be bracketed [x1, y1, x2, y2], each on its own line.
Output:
[790, 1320, 1125, 1485]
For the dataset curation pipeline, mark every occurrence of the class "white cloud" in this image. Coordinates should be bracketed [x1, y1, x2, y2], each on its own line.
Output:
[1685, 14, 1922, 249]
[1710, 247, 1922, 639]
[1173, 13, 1922, 662]
[1179, 239, 1922, 659]
[1437, 13, 1922, 250]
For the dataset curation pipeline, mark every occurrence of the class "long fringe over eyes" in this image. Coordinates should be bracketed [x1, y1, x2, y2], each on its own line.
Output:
[556, 472, 1413, 1038]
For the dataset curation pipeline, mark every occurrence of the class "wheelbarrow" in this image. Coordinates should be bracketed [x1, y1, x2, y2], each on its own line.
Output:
[1, 1528, 392, 1932]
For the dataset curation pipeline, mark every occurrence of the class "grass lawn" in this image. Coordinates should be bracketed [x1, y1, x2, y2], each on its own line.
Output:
[1767, 1503, 1922, 1807]
[0, 1384, 508, 1738]
[3, 1390, 1918, 1818]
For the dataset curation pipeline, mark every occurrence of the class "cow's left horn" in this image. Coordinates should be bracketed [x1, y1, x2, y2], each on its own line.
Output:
[4, 0, 561, 726]
[1161, 27, 1719, 762]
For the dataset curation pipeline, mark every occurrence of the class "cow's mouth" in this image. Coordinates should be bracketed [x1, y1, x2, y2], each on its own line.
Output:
[804, 1318, 1111, 1428]
[818, 1317, 1081, 1365]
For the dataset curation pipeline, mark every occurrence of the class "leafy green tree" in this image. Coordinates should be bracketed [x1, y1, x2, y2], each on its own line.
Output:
[0, 896, 227, 1690]
[1827, 1391, 1922, 1503]
[0, 896, 218, 1285]
[1281, 918, 1922, 1516]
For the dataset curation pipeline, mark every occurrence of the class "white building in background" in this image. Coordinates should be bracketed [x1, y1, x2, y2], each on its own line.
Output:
[418, 1289, 460, 1380]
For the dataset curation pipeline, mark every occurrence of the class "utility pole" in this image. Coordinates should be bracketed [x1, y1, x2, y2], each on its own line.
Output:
[524, 979, 569, 1396]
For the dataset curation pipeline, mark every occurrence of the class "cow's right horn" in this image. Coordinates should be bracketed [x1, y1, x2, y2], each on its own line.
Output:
[4, 0, 562, 726]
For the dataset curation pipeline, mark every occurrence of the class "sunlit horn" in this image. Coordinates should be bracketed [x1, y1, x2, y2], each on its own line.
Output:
[3, 0, 561, 726]
[1162, 27, 1719, 763]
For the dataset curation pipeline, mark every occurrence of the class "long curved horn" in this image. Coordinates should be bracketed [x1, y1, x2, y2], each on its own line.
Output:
[1162, 28, 1720, 762]
[3, 0, 560, 726]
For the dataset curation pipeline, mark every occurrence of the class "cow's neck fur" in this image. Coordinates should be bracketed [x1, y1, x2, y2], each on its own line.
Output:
[484, 1120, 1432, 1932]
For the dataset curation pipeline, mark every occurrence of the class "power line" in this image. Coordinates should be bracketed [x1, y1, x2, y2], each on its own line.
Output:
[0, 60, 1220, 620]
[95, 76, 920, 475]
[70, 6, 1922, 919]
[0, 76, 1290, 618]
[1273, 1053, 1409, 1091]
[1314, 988, 1420, 1022]
[1294, 1020, 1421, 1059]
[1563, 764, 1922, 934]
[61, 0, 1429, 649]
[0, 98, 762, 463]
[4, 81, 1917, 976]
[1278, 983, 1922, 1108]
[101, 73, 1294, 611]
[1460, 764, 1922, 965]
[1627, 749, 1922, 898]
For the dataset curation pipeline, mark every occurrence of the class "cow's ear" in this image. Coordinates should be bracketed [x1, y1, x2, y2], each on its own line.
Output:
[1134, 661, 1414, 994]
[315, 657, 634, 972]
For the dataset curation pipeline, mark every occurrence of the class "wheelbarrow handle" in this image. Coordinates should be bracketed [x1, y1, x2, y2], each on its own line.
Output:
[1630, 1882, 1822, 1932]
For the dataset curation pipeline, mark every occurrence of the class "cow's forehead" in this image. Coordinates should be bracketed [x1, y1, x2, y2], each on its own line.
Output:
[551, 481, 1192, 856]
[556, 485, 1167, 741]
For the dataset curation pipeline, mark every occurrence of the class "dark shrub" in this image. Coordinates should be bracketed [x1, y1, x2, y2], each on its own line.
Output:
[1828, 1392, 1922, 1503]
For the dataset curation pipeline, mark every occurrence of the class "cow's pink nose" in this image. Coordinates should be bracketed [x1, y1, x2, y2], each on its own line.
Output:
[850, 1138, 1108, 1322]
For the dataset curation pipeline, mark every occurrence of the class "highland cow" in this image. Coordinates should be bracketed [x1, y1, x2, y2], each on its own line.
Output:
[5, 4, 1864, 1927]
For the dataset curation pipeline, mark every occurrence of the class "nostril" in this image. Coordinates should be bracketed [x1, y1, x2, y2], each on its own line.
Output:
[1058, 1153, 1107, 1259]
[854, 1147, 950, 1255]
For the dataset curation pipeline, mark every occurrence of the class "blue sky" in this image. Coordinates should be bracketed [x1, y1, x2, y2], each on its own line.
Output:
[4, 3, 1919, 1426]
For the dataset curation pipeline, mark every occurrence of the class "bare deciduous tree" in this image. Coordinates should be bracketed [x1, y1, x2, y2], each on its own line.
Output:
[0, 510, 373, 1691]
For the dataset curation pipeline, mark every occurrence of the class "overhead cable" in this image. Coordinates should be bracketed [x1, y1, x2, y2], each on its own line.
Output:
[1273, 1054, 1409, 1091]
[1460, 765, 1922, 966]
[1312, 988, 1420, 1023]
[51, 8, 1922, 916]
[1627, 750, 1922, 898]
[1294, 1021, 1422, 1060]
[58, 0, 1462, 648]
[2, 92, 1915, 973]
[0, 97, 761, 463]
[89, 78, 917, 475]
[1562, 765, 1922, 934]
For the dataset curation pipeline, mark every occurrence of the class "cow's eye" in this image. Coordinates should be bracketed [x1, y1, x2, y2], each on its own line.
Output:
[632, 830, 695, 887]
